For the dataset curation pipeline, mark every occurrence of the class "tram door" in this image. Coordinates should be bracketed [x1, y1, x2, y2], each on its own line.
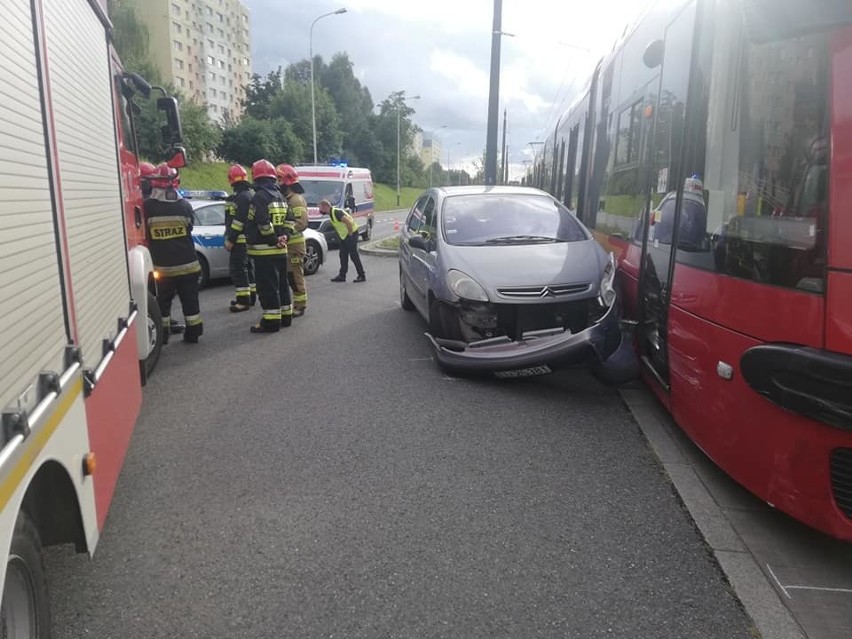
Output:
[636, 1, 698, 388]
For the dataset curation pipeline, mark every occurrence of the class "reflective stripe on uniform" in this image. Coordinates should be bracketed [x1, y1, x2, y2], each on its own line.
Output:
[281, 304, 293, 317]
[262, 310, 281, 321]
[293, 292, 307, 303]
[247, 244, 287, 257]
[156, 262, 202, 276]
[185, 314, 202, 326]
[287, 234, 305, 245]
[258, 222, 275, 236]
[230, 219, 245, 230]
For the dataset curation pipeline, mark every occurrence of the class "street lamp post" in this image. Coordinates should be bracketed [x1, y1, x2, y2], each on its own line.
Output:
[397, 94, 420, 206]
[429, 125, 447, 188]
[484, 0, 505, 185]
[310, 8, 347, 165]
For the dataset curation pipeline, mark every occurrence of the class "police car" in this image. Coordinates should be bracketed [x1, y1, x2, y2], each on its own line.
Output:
[184, 191, 328, 287]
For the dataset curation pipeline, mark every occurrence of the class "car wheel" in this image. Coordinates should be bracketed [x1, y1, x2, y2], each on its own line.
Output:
[197, 254, 210, 288]
[0, 513, 51, 639]
[399, 269, 415, 311]
[304, 241, 321, 276]
[361, 219, 373, 241]
[144, 292, 163, 378]
[429, 298, 462, 340]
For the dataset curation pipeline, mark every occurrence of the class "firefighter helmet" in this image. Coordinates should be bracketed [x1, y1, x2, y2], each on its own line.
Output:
[251, 159, 276, 181]
[149, 163, 179, 189]
[228, 164, 248, 185]
[276, 163, 299, 186]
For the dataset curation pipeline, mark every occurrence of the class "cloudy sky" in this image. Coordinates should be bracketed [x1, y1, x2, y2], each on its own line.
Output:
[244, 0, 648, 179]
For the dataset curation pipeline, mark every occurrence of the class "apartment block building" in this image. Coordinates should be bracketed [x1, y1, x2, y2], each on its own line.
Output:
[128, 0, 252, 123]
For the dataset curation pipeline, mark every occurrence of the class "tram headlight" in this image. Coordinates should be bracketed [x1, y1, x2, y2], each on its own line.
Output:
[599, 252, 616, 308]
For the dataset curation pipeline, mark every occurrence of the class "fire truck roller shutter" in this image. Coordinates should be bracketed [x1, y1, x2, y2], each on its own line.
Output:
[0, 0, 68, 412]
[43, 0, 132, 374]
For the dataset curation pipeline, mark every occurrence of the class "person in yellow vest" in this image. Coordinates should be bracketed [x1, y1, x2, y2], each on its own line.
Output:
[276, 163, 309, 316]
[320, 199, 366, 283]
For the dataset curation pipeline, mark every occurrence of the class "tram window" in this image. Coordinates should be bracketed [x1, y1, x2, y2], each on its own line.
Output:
[615, 102, 641, 166]
[676, 26, 829, 293]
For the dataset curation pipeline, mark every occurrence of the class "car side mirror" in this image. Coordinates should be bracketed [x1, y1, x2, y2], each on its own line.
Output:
[408, 235, 429, 251]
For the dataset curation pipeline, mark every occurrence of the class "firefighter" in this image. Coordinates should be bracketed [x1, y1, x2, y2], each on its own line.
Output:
[276, 163, 309, 317]
[225, 164, 257, 312]
[225, 159, 292, 333]
[320, 199, 366, 282]
[144, 163, 203, 343]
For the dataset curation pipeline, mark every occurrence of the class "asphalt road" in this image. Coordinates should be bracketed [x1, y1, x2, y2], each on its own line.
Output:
[47, 248, 755, 638]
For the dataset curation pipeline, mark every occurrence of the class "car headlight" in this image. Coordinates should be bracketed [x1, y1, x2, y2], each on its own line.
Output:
[447, 269, 489, 302]
[599, 252, 616, 307]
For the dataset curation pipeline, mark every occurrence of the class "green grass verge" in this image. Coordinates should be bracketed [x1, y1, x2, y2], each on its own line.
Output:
[375, 236, 400, 250]
[178, 162, 420, 211]
[179, 161, 231, 191]
[374, 183, 421, 212]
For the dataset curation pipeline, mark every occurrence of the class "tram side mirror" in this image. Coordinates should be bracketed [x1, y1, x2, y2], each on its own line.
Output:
[157, 96, 183, 146]
[741, 0, 852, 43]
[643, 40, 664, 69]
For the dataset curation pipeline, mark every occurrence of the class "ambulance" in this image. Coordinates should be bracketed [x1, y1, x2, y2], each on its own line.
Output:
[297, 165, 375, 246]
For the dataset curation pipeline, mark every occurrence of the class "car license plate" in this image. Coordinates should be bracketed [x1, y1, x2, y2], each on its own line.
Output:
[494, 365, 552, 379]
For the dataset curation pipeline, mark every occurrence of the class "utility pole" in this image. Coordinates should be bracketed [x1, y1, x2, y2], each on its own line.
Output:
[499, 107, 507, 185]
[504, 145, 509, 183]
[484, 0, 502, 185]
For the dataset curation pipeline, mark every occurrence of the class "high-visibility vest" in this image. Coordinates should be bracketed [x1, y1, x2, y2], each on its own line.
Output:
[328, 207, 355, 239]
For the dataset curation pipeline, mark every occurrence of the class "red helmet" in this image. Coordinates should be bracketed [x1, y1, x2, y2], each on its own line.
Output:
[228, 164, 248, 185]
[276, 163, 299, 186]
[251, 159, 276, 181]
[139, 162, 156, 179]
[150, 163, 179, 189]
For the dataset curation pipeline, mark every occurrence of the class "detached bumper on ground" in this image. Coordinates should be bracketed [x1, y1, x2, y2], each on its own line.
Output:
[426, 300, 628, 378]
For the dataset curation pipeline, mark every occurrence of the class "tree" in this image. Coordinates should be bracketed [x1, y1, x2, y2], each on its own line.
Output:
[217, 117, 303, 166]
[268, 80, 341, 161]
[243, 70, 283, 120]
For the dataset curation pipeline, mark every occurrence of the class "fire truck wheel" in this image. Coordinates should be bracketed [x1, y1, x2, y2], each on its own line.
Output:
[144, 293, 164, 377]
[0, 512, 51, 638]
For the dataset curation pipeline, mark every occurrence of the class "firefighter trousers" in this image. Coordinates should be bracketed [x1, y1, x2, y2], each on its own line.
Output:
[158, 273, 203, 342]
[229, 242, 256, 306]
[253, 254, 292, 332]
[287, 241, 307, 311]
[338, 234, 365, 278]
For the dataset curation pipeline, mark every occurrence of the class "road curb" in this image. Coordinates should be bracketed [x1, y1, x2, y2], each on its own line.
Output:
[620, 387, 806, 639]
[360, 237, 399, 258]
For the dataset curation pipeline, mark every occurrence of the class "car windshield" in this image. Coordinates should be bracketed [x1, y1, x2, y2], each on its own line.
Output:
[301, 180, 344, 207]
[442, 193, 589, 246]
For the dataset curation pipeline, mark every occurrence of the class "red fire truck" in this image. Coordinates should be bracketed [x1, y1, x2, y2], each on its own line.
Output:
[531, 0, 852, 539]
[0, 0, 183, 632]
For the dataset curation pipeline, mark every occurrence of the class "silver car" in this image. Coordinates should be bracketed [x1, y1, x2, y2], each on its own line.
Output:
[398, 185, 631, 379]
[189, 199, 327, 286]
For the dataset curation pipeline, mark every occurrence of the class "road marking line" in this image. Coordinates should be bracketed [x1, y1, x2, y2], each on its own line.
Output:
[784, 585, 852, 594]
[767, 564, 792, 599]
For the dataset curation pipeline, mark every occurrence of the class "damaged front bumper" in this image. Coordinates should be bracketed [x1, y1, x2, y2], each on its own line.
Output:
[426, 299, 627, 378]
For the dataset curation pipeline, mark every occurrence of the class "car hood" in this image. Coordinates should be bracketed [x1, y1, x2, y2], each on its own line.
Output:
[440, 239, 606, 301]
